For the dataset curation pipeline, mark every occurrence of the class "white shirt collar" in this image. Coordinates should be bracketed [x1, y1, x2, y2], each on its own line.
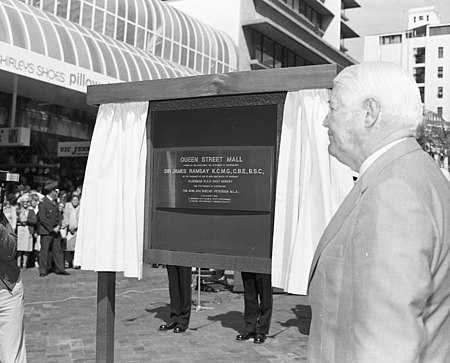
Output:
[358, 138, 407, 176]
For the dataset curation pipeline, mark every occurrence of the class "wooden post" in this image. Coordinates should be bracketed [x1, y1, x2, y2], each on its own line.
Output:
[96, 272, 116, 363]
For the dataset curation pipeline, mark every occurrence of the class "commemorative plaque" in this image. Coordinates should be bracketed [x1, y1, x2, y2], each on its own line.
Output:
[155, 147, 273, 211]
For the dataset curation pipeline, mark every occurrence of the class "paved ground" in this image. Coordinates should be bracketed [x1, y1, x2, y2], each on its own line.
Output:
[21, 264, 311, 362]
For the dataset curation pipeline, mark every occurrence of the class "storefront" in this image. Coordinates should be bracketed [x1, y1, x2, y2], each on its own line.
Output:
[0, 0, 238, 190]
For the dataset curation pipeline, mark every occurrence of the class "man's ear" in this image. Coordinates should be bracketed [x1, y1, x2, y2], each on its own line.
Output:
[363, 97, 380, 128]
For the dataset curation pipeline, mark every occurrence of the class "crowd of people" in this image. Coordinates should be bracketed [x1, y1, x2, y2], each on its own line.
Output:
[2, 178, 81, 275]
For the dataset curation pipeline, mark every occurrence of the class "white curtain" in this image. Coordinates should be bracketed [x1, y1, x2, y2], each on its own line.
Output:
[74, 102, 148, 279]
[271, 90, 353, 295]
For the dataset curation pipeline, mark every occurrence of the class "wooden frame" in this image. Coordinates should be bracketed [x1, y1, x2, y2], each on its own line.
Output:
[86, 64, 339, 362]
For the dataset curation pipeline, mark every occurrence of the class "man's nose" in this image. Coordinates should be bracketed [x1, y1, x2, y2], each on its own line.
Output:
[323, 113, 331, 127]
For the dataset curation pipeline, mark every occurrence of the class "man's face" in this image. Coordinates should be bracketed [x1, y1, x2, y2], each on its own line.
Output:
[323, 85, 366, 171]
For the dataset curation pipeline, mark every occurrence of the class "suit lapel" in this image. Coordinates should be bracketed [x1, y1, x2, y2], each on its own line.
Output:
[308, 179, 363, 284]
[307, 138, 423, 286]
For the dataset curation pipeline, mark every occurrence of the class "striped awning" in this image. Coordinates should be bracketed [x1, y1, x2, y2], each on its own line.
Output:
[0, 0, 199, 81]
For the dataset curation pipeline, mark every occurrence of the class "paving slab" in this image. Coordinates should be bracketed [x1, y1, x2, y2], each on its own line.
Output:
[21, 265, 311, 362]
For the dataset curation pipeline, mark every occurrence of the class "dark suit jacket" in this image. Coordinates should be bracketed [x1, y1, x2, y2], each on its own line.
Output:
[308, 138, 450, 362]
[37, 196, 61, 236]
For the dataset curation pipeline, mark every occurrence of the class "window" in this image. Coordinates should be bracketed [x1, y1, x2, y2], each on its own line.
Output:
[437, 107, 443, 117]
[414, 16, 416, 22]
[419, 15, 423, 20]
[419, 87, 425, 103]
[414, 47, 425, 63]
[438, 46, 444, 58]
[380, 34, 402, 45]
[438, 66, 443, 78]
[251, 31, 310, 68]
[438, 87, 443, 98]
[413, 67, 425, 83]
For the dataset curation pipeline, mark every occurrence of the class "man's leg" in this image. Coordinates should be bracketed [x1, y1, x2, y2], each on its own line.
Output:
[178, 266, 192, 328]
[167, 265, 182, 323]
[255, 273, 273, 335]
[241, 271, 258, 333]
[0, 280, 27, 362]
[52, 236, 67, 273]
[39, 235, 51, 275]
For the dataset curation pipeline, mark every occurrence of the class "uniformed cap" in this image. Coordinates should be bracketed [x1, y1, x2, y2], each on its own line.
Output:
[43, 179, 59, 193]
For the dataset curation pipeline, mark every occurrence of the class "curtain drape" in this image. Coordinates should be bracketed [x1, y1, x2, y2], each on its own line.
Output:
[74, 102, 148, 279]
[271, 89, 353, 295]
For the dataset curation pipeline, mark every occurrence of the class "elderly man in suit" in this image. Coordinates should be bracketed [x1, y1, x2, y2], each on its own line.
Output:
[307, 61, 450, 362]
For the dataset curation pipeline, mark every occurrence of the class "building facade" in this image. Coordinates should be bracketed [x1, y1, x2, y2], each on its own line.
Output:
[166, 0, 359, 70]
[364, 6, 450, 122]
[0, 0, 359, 190]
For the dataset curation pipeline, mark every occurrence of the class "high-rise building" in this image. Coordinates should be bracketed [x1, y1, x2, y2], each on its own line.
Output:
[364, 6, 450, 122]
[165, 0, 359, 70]
[0, 0, 359, 187]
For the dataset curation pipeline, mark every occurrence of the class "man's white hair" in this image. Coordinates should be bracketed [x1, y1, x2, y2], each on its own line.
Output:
[334, 61, 422, 133]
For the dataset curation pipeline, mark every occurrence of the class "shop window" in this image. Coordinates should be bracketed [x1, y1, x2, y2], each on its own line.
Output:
[438, 66, 443, 78]
[438, 87, 443, 98]
[438, 46, 444, 58]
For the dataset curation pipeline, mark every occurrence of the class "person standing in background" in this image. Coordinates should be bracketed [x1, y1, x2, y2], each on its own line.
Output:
[16, 194, 37, 269]
[37, 180, 70, 277]
[62, 194, 80, 269]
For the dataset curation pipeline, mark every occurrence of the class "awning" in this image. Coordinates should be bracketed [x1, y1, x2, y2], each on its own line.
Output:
[0, 0, 199, 89]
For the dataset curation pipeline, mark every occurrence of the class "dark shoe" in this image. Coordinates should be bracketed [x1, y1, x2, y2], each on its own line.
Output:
[159, 321, 177, 331]
[254, 333, 266, 344]
[236, 332, 255, 341]
[56, 271, 71, 275]
[39, 273, 48, 277]
[173, 325, 188, 333]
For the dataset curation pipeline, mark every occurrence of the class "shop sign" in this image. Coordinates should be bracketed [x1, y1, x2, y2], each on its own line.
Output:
[58, 141, 90, 157]
[0, 127, 30, 147]
[0, 41, 120, 93]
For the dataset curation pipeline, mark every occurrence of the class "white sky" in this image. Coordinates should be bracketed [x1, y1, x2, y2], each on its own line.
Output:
[344, 0, 450, 62]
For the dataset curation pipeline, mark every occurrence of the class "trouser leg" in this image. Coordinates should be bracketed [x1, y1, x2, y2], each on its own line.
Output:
[52, 236, 66, 273]
[39, 235, 52, 274]
[0, 280, 27, 363]
[255, 273, 273, 334]
[242, 271, 258, 333]
[167, 265, 192, 327]
[178, 266, 192, 327]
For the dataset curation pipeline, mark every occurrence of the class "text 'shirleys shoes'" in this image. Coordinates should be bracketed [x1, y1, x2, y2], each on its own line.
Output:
[159, 321, 177, 331]
[236, 332, 256, 341]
